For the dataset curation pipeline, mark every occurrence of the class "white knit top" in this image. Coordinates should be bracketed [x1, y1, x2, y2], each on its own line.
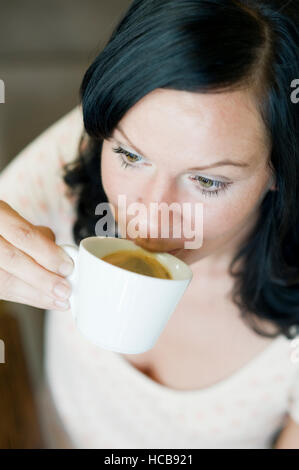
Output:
[0, 105, 298, 449]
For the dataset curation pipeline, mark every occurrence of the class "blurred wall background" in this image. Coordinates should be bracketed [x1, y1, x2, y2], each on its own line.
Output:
[0, 0, 131, 395]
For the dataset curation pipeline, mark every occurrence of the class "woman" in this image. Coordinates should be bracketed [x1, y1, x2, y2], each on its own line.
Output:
[0, 0, 298, 449]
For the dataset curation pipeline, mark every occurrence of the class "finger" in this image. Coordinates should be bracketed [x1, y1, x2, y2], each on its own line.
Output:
[0, 268, 70, 311]
[0, 201, 74, 276]
[0, 235, 72, 301]
[36, 225, 56, 242]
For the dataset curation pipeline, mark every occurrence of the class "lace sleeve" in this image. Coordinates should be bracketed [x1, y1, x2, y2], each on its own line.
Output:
[288, 337, 299, 424]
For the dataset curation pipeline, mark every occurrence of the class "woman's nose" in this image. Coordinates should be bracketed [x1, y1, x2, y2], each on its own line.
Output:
[135, 179, 182, 240]
[138, 173, 174, 207]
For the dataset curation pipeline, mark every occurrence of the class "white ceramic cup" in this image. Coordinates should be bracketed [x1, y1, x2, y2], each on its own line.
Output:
[60, 236, 193, 354]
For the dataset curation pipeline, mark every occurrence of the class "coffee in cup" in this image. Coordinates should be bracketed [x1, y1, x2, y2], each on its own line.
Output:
[101, 249, 172, 279]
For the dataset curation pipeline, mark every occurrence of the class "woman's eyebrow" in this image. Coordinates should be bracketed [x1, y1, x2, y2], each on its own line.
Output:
[114, 125, 250, 170]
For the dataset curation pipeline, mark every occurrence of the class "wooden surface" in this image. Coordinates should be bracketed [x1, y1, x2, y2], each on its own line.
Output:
[0, 303, 45, 448]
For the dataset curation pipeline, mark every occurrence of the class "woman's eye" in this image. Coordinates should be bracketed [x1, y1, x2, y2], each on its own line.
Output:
[112, 146, 142, 168]
[188, 175, 232, 198]
[112, 145, 232, 198]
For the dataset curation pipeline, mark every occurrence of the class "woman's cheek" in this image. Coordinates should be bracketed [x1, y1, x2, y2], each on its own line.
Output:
[101, 154, 147, 225]
[200, 184, 264, 240]
[101, 149, 129, 200]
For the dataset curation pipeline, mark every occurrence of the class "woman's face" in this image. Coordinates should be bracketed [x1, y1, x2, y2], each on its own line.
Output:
[101, 87, 274, 271]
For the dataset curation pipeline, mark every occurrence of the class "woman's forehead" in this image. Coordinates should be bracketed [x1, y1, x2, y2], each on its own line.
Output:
[117, 87, 270, 166]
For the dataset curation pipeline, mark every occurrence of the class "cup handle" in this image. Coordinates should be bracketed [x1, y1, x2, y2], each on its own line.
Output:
[59, 244, 79, 322]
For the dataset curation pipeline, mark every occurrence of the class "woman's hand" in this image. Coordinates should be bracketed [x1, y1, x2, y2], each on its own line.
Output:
[0, 200, 74, 311]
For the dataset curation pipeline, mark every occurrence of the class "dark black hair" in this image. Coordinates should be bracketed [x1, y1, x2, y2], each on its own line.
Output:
[63, 0, 299, 339]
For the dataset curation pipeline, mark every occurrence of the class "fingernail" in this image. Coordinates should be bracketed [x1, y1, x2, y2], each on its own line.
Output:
[59, 249, 74, 276]
[54, 282, 71, 300]
[54, 299, 70, 310]
[59, 261, 74, 276]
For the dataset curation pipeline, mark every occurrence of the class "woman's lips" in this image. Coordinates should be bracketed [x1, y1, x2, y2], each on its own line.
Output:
[132, 237, 182, 254]
[167, 248, 182, 255]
